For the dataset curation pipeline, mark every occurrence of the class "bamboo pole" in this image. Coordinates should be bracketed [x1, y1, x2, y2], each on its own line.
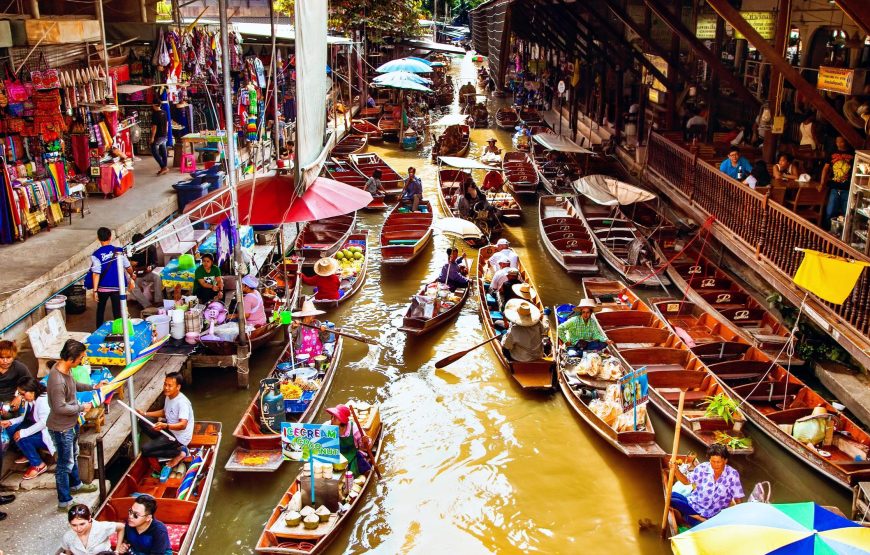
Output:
[661, 389, 686, 538]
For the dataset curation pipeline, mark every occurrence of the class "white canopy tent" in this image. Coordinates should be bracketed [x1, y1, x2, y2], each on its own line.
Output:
[574, 174, 658, 206]
[533, 133, 594, 154]
[438, 156, 493, 170]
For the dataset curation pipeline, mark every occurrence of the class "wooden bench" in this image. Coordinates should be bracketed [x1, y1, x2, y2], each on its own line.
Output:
[26, 310, 91, 377]
[157, 214, 211, 265]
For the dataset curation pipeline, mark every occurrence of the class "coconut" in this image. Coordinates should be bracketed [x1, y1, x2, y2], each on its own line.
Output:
[288, 491, 302, 512]
[303, 514, 320, 529]
[316, 505, 331, 522]
[335, 251, 345, 260]
[353, 252, 363, 259]
[333, 453, 349, 472]
[284, 510, 302, 527]
[299, 505, 315, 517]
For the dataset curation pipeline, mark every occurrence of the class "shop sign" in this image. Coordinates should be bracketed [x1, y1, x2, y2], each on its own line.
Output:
[817, 66, 857, 95]
[734, 12, 776, 40]
[696, 14, 718, 40]
[644, 54, 669, 100]
[648, 88, 663, 104]
[281, 423, 340, 463]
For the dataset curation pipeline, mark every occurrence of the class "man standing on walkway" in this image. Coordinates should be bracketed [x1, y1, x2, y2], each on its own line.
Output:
[91, 227, 135, 328]
[47, 340, 98, 510]
[150, 103, 169, 176]
[821, 135, 855, 231]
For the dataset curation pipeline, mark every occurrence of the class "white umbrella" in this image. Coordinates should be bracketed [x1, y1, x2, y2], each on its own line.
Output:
[436, 217, 484, 241]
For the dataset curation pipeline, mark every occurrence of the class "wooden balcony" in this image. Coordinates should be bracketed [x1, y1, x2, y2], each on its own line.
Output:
[643, 131, 870, 370]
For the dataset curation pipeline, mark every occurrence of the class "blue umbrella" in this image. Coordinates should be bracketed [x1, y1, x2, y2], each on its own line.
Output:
[405, 56, 433, 66]
[375, 58, 433, 74]
[371, 79, 432, 93]
[372, 71, 433, 86]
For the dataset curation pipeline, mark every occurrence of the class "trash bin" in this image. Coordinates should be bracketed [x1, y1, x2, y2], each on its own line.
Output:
[201, 171, 226, 192]
[64, 284, 88, 315]
[172, 180, 210, 211]
[46, 294, 67, 322]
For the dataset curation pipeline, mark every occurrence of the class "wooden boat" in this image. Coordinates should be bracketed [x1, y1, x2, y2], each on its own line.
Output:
[294, 213, 356, 267]
[533, 150, 583, 195]
[664, 249, 798, 362]
[582, 277, 634, 312]
[225, 336, 345, 472]
[324, 159, 386, 210]
[462, 95, 489, 128]
[650, 297, 870, 488]
[95, 422, 221, 554]
[482, 171, 522, 222]
[349, 153, 404, 197]
[538, 195, 598, 274]
[476, 245, 555, 391]
[254, 401, 383, 554]
[380, 199, 433, 265]
[377, 113, 401, 137]
[350, 119, 384, 142]
[519, 106, 542, 125]
[585, 279, 754, 456]
[311, 231, 368, 309]
[433, 124, 471, 158]
[555, 306, 665, 457]
[574, 194, 670, 286]
[399, 279, 470, 336]
[502, 151, 539, 196]
[436, 83, 454, 106]
[434, 167, 490, 248]
[330, 134, 367, 159]
[495, 107, 520, 129]
[357, 105, 382, 120]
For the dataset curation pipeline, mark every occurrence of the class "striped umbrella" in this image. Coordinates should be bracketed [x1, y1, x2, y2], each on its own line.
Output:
[177, 448, 208, 501]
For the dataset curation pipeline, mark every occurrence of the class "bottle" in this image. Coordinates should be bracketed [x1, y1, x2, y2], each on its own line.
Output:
[737, 167, 744, 181]
[345, 471, 354, 495]
[325, 321, 336, 343]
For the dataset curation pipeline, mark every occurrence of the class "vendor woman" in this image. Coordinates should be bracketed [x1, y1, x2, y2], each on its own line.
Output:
[193, 253, 223, 304]
[669, 443, 744, 527]
[300, 257, 341, 301]
[241, 275, 267, 327]
[324, 404, 372, 476]
[290, 298, 331, 358]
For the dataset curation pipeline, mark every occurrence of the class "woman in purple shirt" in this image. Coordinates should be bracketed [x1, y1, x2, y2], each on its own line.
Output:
[668, 444, 744, 527]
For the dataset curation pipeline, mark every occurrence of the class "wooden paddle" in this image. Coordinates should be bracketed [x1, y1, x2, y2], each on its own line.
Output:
[434, 335, 500, 368]
[661, 389, 687, 538]
[296, 321, 381, 346]
[348, 405, 382, 479]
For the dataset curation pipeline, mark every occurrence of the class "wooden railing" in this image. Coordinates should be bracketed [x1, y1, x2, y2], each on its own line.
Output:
[646, 132, 870, 341]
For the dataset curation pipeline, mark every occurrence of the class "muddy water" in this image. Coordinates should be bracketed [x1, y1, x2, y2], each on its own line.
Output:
[188, 54, 848, 554]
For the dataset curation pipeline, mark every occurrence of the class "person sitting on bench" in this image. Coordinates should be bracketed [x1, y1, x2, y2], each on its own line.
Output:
[401, 167, 423, 212]
[136, 372, 194, 474]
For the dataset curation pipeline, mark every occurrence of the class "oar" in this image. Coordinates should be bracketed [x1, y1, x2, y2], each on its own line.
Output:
[296, 321, 381, 346]
[115, 399, 176, 441]
[434, 335, 500, 368]
[661, 390, 687, 538]
[348, 405, 381, 479]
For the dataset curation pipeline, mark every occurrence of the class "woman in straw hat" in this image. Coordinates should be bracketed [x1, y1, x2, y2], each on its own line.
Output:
[501, 299, 548, 362]
[557, 298, 611, 353]
[482, 137, 501, 156]
[301, 257, 341, 301]
[290, 297, 331, 358]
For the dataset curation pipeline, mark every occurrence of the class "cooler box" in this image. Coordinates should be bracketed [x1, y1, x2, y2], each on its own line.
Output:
[161, 258, 197, 290]
[85, 320, 152, 365]
[284, 390, 315, 413]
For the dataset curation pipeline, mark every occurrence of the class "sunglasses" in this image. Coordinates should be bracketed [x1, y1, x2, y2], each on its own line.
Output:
[128, 509, 150, 519]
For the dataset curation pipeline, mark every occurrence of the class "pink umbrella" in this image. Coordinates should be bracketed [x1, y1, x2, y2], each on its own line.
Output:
[184, 175, 372, 225]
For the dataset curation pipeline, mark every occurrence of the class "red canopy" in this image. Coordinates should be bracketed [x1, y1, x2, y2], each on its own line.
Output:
[183, 175, 372, 225]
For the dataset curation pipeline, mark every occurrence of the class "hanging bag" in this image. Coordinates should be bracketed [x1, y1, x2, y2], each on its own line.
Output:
[5, 63, 28, 103]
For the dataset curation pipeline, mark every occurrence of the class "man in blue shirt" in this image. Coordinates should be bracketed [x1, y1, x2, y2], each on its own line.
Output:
[90, 227, 135, 328]
[401, 166, 423, 212]
[437, 248, 468, 290]
[719, 147, 752, 181]
[120, 494, 172, 555]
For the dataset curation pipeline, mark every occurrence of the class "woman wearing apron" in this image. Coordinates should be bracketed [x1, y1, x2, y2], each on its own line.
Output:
[325, 404, 371, 476]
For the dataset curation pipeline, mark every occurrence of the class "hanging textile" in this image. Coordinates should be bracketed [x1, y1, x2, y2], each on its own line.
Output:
[247, 86, 258, 141]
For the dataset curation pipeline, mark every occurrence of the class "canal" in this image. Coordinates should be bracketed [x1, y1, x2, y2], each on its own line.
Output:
[187, 53, 850, 554]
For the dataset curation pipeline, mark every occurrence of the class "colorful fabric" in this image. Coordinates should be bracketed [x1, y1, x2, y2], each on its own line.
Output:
[686, 462, 744, 518]
[793, 249, 869, 305]
[297, 327, 323, 358]
[557, 315, 607, 345]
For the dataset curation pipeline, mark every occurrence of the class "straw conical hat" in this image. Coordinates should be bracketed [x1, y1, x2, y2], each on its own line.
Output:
[512, 282, 532, 300]
[314, 257, 340, 277]
[291, 298, 325, 318]
[504, 298, 541, 327]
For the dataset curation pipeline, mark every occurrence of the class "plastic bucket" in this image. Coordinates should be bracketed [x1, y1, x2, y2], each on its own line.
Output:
[170, 320, 186, 340]
[46, 295, 67, 322]
[147, 315, 171, 340]
[170, 309, 185, 323]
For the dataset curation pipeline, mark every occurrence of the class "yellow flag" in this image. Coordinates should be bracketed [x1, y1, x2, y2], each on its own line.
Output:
[793, 249, 869, 304]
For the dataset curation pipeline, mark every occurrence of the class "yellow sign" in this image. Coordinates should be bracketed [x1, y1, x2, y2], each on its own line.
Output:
[734, 12, 776, 40]
[696, 14, 717, 40]
[644, 54, 669, 94]
[817, 66, 856, 95]
[772, 116, 785, 134]
[648, 88, 662, 104]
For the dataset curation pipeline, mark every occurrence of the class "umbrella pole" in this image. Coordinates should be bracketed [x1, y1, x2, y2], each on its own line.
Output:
[661, 390, 686, 538]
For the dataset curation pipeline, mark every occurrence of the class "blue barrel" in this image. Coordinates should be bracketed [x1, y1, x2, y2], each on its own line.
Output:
[171, 180, 210, 211]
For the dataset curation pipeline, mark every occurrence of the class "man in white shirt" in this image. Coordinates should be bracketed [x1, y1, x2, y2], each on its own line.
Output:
[137, 372, 194, 471]
[487, 238, 519, 271]
[489, 263, 518, 295]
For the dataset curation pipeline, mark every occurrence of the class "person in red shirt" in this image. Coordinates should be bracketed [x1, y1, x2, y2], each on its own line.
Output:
[301, 257, 341, 300]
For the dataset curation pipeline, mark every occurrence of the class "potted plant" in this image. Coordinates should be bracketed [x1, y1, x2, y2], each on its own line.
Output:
[702, 393, 744, 431]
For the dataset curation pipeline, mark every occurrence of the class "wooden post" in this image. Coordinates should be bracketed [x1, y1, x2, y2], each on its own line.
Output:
[661, 389, 686, 538]
[762, 0, 792, 164]
[29, 0, 39, 18]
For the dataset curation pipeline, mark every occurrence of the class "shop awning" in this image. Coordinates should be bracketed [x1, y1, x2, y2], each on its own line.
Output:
[394, 38, 465, 55]
[116, 84, 151, 95]
[533, 134, 594, 154]
[184, 20, 353, 45]
[574, 175, 657, 206]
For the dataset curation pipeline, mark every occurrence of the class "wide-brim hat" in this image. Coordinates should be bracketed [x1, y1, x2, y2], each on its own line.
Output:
[314, 257, 340, 277]
[573, 298, 600, 312]
[487, 137, 497, 143]
[326, 404, 350, 424]
[291, 298, 325, 318]
[496, 238, 510, 246]
[504, 298, 541, 326]
[512, 282, 533, 300]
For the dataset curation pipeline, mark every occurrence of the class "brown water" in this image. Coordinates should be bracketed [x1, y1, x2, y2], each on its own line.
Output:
[188, 54, 849, 554]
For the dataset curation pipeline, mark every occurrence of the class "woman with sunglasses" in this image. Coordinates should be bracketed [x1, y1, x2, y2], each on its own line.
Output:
[60, 504, 124, 555]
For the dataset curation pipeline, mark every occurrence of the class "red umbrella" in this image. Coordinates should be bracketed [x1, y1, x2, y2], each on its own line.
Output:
[183, 174, 372, 225]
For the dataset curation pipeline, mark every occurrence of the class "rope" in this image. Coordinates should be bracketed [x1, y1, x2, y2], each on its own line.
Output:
[627, 215, 715, 287]
[680, 217, 714, 303]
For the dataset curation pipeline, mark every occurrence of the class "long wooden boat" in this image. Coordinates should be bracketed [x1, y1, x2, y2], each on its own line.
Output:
[379, 200, 434, 265]
[584, 279, 754, 456]
[357, 105, 382, 120]
[349, 153, 404, 197]
[254, 401, 383, 554]
[350, 119, 384, 142]
[574, 194, 670, 286]
[95, 421, 222, 554]
[650, 297, 870, 488]
[482, 171, 522, 222]
[311, 231, 368, 309]
[434, 124, 471, 158]
[399, 279, 470, 336]
[324, 159, 385, 210]
[502, 151, 539, 196]
[555, 305, 665, 457]
[495, 107, 520, 129]
[330, 134, 367, 159]
[377, 113, 401, 137]
[476, 245, 555, 391]
[519, 106, 542, 125]
[225, 336, 345, 472]
[434, 168, 489, 248]
[294, 213, 356, 267]
[534, 152, 582, 196]
[664, 249, 798, 362]
[538, 195, 598, 275]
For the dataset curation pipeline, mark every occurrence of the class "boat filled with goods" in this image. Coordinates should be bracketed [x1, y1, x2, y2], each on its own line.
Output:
[399, 280, 470, 336]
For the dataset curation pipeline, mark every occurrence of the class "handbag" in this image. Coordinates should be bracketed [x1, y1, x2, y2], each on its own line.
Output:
[31, 53, 60, 90]
[4, 64, 28, 103]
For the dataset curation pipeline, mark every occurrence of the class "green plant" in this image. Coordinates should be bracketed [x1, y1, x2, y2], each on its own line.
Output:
[702, 393, 739, 425]
[713, 431, 752, 450]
